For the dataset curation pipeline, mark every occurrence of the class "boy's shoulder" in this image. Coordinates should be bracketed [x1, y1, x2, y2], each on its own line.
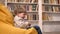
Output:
[14, 16, 20, 20]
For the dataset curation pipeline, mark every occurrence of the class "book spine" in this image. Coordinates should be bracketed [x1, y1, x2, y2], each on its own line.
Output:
[49, 0, 51, 4]
[59, 0, 60, 4]
[25, 0, 29, 3]
[7, 0, 12, 2]
[42, 0, 44, 4]
[42, 6, 45, 11]
[29, 5, 32, 12]
[53, 6, 55, 12]
[50, 0, 54, 4]
[31, 0, 35, 3]
[36, 5, 38, 11]
[26, 5, 29, 11]
[42, 13, 49, 20]
[53, 7, 59, 12]
[28, 14, 30, 20]
[48, 15, 52, 21]
[12, 0, 15, 2]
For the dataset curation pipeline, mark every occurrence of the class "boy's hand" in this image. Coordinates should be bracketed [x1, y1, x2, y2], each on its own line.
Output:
[25, 22, 29, 25]
[25, 22, 31, 26]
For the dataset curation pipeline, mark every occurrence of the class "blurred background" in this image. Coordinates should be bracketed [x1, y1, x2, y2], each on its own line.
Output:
[0, 0, 60, 34]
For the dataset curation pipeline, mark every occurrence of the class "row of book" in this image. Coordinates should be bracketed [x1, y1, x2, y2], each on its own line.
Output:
[7, 0, 38, 3]
[42, 5, 60, 12]
[42, 12, 53, 20]
[43, 0, 60, 4]
[42, 12, 60, 21]
[7, 4, 38, 12]
[27, 14, 39, 20]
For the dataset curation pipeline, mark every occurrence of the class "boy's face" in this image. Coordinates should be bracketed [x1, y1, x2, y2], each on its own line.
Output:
[18, 13, 26, 18]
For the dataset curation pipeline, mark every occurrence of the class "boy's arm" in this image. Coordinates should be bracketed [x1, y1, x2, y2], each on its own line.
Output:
[25, 21, 31, 28]
[14, 18, 25, 28]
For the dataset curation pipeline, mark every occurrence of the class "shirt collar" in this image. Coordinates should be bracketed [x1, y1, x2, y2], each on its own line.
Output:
[16, 16, 23, 20]
[16, 15, 27, 20]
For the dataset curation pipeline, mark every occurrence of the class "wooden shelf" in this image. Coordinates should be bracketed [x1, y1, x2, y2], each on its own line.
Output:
[43, 20, 60, 22]
[43, 11, 60, 14]
[43, 20, 60, 25]
[7, 2, 38, 5]
[27, 20, 38, 23]
[42, 3, 60, 6]
[27, 11, 38, 13]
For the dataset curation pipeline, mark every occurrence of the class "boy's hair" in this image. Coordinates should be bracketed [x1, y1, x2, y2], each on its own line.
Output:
[14, 6, 27, 15]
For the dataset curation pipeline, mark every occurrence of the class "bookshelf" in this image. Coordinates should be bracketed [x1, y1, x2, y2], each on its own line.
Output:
[1, 0, 60, 33]
[42, 0, 60, 21]
[42, 0, 60, 32]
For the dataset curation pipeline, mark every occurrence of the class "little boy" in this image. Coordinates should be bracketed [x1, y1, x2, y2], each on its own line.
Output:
[14, 9, 31, 29]
[14, 9, 42, 34]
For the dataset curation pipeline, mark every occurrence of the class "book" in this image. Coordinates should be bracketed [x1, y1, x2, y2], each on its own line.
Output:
[58, 7, 60, 12]
[35, 14, 39, 20]
[50, 0, 55, 4]
[54, 0, 59, 4]
[27, 14, 30, 20]
[44, 6, 50, 11]
[49, 0, 51, 4]
[7, 6, 12, 11]
[32, 4, 37, 11]
[42, 0, 44, 3]
[7, 4, 15, 11]
[29, 0, 38, 3]
[12, 0, 15, 2]
[29, 5, 32, 12]
[28, 14, 33, 20]
[49, 6, 53, 12]
[16, 0, 24, 2]
[53, 6, 59, 12]
[48, 15, 53, 21]
[7, 0, 15, 2]
[26, 5, 29, 11]
[25, 0, 30, 3]
[14, 5, 26, 11]
[55, 0, 60, 4]
[7, 0, 12, 2]
[31, 0, 35, 3]
[32, 14, 37, 20]
[59, 0, 60, 4]
[36, 5, 38, 11]
[42, 6, 45, 11]
[44, 0, 49, 3]
[42, 12, 49, 20]
[43, 5, 54, 12]
[34, 0, 38, 3]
